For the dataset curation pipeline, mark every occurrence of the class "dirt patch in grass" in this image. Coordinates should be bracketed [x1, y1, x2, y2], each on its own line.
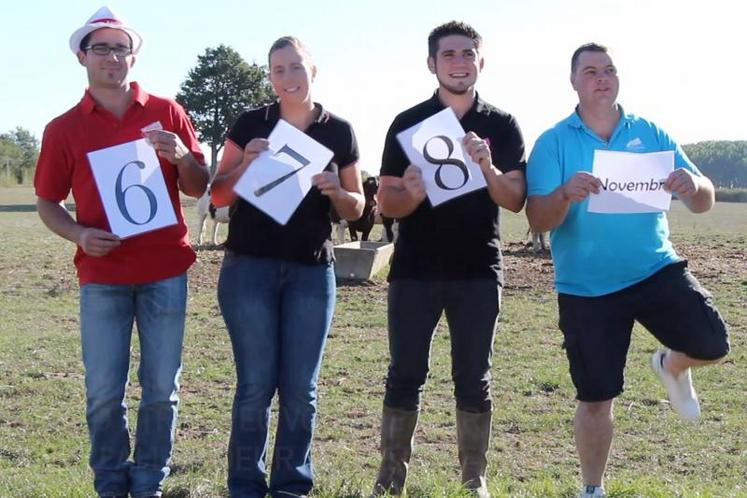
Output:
[502, 241, 555, 294]
[185, 236, 744, 308]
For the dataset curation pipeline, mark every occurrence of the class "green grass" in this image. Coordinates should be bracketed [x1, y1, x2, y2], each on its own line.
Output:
[0, 186, 745, 498]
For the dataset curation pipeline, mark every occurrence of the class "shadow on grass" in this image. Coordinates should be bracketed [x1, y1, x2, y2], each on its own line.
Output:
[501, 242, 553, 260]
[0, 204, 37, 212]
[163, 490, 193, 498]
[336, 278, 383, 288]
[195, 243, 226, 252]
[0, 203, 77, 213]
[163, 485, 367, 498]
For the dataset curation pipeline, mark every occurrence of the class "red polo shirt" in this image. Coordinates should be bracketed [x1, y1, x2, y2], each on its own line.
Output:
[35, 82, 206, 285]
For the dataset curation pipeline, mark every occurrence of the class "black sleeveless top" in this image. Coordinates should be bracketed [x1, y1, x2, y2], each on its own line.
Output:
[225, 102, 359, 265]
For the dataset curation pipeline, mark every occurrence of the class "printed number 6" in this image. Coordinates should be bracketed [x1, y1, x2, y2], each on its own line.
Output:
[115, 161, 158, 225]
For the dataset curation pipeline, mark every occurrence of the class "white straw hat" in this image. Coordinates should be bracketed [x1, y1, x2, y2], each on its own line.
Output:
[69, 6, 142, 55]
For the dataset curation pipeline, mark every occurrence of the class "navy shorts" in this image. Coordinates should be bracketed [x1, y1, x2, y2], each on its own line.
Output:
[558, 261, 730, 402]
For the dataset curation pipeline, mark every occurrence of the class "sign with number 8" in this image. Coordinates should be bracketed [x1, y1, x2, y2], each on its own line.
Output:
[396, 107, 487, 207]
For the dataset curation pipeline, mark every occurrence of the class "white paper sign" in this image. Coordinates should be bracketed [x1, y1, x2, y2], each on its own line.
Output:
[588, 150, 674, 214]
[87, 138, 177, 238]
[233, 119, 334, 225]
[396, 107, 486, 207]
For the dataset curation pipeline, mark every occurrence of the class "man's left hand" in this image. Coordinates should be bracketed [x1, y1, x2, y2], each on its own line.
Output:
[145, 130, 191, 165]
[463, 132, 492, 171]
[664, 168, 699, 198]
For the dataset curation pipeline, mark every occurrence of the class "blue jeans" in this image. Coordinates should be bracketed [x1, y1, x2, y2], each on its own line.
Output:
[79, 273, 187, 498]
[384, 278, 501, 413]
[218, 252, 336, 498]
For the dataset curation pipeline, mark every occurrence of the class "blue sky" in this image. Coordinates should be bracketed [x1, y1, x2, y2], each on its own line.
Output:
[1, 0, 744, 173]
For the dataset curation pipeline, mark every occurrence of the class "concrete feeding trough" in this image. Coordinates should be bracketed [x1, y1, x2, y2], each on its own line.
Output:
[334, 241, 394, 281]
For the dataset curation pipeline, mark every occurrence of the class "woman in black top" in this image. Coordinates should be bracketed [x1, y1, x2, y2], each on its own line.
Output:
[211, 36, 364, 498]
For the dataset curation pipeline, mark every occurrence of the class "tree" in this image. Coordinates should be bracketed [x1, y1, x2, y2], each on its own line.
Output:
[0, 127, 39, 184]
[683, 140, 747, 188]
[177, 45, 274, 175]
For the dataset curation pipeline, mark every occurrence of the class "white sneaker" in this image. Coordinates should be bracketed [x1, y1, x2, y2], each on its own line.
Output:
[651, 349, 701, 421]
[578, 485, 607, 497]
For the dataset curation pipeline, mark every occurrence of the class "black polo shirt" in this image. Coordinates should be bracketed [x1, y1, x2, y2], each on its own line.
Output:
[381, 92, 526, 282]
[225, 102, 359, 265]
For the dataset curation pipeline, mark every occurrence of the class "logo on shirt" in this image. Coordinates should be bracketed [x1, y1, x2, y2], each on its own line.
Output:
[626, 137, 644, 151]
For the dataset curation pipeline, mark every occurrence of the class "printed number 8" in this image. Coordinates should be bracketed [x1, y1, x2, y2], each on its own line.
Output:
[423, 135, 469, 190]
[115, 161, 158, 225]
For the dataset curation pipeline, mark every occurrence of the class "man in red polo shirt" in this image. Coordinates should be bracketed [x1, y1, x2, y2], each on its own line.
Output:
[34, 7, 207, 498]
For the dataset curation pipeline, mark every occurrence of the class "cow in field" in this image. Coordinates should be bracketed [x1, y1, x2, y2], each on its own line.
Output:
[376, 212, 397, 243]
[196, 189, 230, 245]
[331, 216, 348, 245]
[331, 176, 398, 244]
[527, 228, 549, 253]
[347, 176, 380, 241]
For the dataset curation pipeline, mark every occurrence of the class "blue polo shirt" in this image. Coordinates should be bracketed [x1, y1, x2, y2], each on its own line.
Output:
[526, 107, 701, 297]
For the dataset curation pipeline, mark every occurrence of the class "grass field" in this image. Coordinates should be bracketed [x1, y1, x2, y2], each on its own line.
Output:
[0, 186, 745, 498]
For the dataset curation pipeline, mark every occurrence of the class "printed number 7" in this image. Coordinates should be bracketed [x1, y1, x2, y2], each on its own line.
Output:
[254, 145, 312, 197]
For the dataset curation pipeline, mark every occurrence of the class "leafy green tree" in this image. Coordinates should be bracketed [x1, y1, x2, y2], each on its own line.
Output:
[177, 45, 274, 175]
[0, 127, 39, 184]
[0, 136, 21, 183]
[683, 140, 747, 188]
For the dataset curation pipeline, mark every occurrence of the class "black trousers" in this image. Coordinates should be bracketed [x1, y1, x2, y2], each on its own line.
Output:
[383, 278, 501, 413]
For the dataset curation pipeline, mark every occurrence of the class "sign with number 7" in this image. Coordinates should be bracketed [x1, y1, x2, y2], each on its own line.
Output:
[233, 119, 333, 225]
[87, 138, 177, 238]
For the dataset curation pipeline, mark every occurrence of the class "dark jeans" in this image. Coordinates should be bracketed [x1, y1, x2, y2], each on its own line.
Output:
[218, 252, 336, 498]
[384, 278, 501, 413]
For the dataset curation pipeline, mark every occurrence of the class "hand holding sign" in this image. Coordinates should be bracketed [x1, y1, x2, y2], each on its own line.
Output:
[396, 107, 486, 207]
[87, 138, 178, 238]
[664, 168, 699, 198]
[77, 227, 121, 257]
[402, 165, 427, 204]
[233, 119, 333, 225]
[562, 172, 602, 203]
[462, 132, 492, 171]
[144, 129, 191, 164]
[312, 169, 344, 200]
[233, 138, 271, 179]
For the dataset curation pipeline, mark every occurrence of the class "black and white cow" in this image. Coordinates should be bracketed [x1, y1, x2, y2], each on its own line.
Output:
[331, 176, 398, 245]
[196, 189, 230, 245]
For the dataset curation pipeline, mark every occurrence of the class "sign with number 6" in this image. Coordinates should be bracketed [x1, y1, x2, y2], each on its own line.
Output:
[88, 138, 177, 238]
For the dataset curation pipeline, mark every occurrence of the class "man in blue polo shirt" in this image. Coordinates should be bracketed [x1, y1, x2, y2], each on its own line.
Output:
[526, 43, 729, 498]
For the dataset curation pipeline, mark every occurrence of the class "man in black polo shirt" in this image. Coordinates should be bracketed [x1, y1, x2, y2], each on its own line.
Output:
[369, 21, 526, 498]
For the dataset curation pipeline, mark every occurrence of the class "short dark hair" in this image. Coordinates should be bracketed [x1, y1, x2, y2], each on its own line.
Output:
[427, 21, 482, 59]
[80, 33, 92, 51]
[571, 43, 609, 73]
[268, 36, 312, 66]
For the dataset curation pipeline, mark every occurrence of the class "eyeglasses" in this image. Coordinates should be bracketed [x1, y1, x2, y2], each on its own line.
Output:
[84, 44, 133, 57]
